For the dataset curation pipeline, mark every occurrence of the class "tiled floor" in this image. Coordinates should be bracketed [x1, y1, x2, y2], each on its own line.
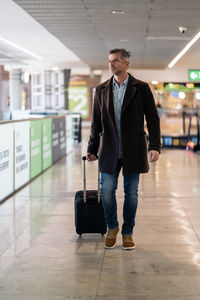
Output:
[0, 128, 200, 299]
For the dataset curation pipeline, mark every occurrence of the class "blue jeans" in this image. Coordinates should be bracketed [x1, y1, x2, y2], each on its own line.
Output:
[101, 160, 140, 235]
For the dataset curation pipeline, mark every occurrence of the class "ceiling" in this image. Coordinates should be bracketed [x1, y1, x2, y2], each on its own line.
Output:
[0, 39, 36, 67]
[0, 0, 84, 70]
[11, 0, 200, 70]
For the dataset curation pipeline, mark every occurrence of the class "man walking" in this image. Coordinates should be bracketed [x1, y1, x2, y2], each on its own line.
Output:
[87, 49, 161, 250]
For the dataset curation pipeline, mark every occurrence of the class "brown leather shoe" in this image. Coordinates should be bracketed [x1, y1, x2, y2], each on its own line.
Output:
[104, 228, 119, 249]
[122, 235, 135, 250]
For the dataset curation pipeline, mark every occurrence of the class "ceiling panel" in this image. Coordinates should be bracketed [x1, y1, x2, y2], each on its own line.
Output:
[13, 0, 200, 69]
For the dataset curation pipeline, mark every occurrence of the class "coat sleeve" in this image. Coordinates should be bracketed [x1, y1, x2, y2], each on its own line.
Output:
[87, 87, 102, 155]
[143, 84, 161, 153]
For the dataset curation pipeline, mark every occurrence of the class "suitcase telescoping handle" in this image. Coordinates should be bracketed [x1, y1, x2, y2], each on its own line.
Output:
[82, 156, 101, 203]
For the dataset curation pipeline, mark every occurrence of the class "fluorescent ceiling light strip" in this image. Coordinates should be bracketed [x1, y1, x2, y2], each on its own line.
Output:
[147, 36, 189, 41]
[168, 31, 200, 68]
[0, 36, 43, 60]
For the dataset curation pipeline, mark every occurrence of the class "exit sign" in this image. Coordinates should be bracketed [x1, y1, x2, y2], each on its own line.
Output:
[188, 70, 200, 81]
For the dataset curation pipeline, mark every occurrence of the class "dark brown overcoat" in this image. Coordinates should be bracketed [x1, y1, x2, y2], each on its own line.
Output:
[87, 74, 161, 174]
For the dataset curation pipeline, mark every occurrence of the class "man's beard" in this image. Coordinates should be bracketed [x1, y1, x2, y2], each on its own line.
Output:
[111, 68, 122, 76]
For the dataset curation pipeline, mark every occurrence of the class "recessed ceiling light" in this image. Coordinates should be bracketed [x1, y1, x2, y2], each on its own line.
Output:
[151, 80, 159, 85]
[112, 10, 126, 14]
[119, 39, 128, 42]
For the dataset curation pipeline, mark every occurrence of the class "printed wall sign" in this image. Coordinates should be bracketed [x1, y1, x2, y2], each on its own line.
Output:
[68, 86, 89, 119]
[14, 121, 30, 189]
[0, 124, 14, 201]
[42, 118, 52, 170]
[52, 117, 66, 163]
[66, 115, 73, 154]
[52, 118, 60, 163]
[30, 120, 42, 179]
[59, 117, 66, 158]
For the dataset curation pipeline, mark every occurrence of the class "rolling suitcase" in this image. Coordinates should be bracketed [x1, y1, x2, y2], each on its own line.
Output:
[74, 156, 107, 236]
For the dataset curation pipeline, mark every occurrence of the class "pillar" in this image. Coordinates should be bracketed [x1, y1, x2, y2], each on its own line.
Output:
[9, 69, 21, 112]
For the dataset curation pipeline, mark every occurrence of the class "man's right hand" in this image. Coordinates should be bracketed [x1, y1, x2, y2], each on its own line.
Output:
[87, 153, 97, 161]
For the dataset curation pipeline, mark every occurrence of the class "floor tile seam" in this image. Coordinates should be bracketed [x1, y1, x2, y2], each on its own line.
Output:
[0, 222, 32, 258]
[33, 214, 74, 217]
[95, 249, 106, 300]
[16, 241, 104, 246]
[2, 253, 193, 260]
[32, 217, 74, 220]
[1, 255, 104, 260]
[14, 195, 57, 198]
[0, 293, 96, 298]
[96, 294, 200, 297]
[117, 196, 200, 200]
[139, 196, 200, 198]
[13, 196, 73, 200]
[182, 207, 200, 243]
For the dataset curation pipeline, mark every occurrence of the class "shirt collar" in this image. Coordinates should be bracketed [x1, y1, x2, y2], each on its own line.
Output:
[113, 75, 129, 88]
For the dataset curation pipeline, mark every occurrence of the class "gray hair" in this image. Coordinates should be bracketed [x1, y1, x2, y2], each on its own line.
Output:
[109, 49, 131, 61]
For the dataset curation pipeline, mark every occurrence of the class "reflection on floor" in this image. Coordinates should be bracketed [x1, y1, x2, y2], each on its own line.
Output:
[0, 128, 200, 299]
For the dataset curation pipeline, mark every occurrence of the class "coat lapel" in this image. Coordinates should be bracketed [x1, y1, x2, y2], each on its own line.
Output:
[102, 83, 110, 110]
[102, 78, 117, 131]
[102, 74, 138, 127]
[121, 76, 137, 113]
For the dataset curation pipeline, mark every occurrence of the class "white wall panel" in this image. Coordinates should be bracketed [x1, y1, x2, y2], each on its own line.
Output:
[0, 124, 14, 201]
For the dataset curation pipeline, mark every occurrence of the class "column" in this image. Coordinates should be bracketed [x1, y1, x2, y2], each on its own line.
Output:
[64, 69, 71, 110]
[9, 69, 21, 112]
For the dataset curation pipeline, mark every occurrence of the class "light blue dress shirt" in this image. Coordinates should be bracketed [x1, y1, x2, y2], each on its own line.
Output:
[112, 75, 129, 158]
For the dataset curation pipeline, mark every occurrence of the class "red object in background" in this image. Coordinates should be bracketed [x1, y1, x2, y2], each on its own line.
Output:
[186, 141, 195, 150]
[6, 96, 10, 107]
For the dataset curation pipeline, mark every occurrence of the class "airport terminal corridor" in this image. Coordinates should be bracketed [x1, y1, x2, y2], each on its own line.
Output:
[0, 128, 200, 299]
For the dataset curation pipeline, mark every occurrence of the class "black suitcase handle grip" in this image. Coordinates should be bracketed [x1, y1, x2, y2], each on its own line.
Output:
[82, 155, 98, 160]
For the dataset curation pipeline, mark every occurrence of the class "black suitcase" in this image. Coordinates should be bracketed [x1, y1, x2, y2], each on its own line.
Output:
[74, 156, 107, 236]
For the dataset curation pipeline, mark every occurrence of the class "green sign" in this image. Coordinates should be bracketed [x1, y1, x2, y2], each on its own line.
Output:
[68, 86, 89, 118]
[30, 120, 42, 179]
[188, 70, 200, 81]
[42, 118, 52, 171]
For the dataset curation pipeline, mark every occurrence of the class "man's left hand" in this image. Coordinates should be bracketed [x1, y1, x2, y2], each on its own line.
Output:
[149, 150, 159, 162]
